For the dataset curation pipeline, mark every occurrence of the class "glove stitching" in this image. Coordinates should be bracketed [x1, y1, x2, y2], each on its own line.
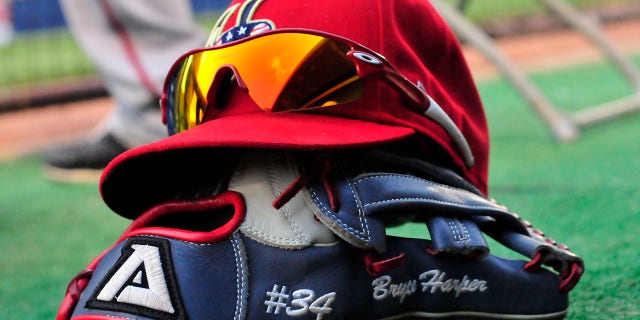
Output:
[231, 233, 248, 320]
[267, 153, 309, 244]
[358, 174, 509, 208]
[447, 218, 471, 244]
[241, 226, 307, 245]
[346, 171, 371, 240]
[363, 198, 498, 211]
[307, 185, 370, 241]
[356, 174, 505, 211]
[357, 173, 461, 192]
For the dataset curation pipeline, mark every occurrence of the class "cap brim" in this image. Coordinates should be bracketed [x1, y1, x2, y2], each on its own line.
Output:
[100, 111, 415, 218]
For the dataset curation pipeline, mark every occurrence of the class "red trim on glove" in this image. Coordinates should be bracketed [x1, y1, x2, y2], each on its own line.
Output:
[122, 191, 246, 243]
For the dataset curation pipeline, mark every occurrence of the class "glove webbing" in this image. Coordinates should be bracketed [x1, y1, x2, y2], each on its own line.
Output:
[303, 159, 583, 293]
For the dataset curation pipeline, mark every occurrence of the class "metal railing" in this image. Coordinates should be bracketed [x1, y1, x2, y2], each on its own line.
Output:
[434, 0, 640, 142]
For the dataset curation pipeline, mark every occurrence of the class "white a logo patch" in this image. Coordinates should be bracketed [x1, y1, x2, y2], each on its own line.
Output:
[87, 238, 185, 320]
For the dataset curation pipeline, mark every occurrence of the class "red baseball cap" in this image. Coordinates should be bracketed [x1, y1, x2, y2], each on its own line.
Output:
[100, 0, 489, 219]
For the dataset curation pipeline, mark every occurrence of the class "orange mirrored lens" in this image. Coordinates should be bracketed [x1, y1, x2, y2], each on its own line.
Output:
[164, 32, 364, 134]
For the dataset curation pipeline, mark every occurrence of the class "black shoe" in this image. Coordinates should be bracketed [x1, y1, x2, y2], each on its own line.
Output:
[43, 133, 128, 183]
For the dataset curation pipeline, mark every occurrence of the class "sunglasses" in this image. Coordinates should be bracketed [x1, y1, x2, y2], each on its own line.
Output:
[161, 29, 474, 167]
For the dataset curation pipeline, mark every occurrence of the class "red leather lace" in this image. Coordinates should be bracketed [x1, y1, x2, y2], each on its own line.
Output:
[272, 155, 341, 212]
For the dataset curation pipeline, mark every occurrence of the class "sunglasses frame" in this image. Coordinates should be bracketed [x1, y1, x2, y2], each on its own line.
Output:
[161, 28, 474, 167]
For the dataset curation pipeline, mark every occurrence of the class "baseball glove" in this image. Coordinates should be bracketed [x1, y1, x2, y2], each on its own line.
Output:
[57, 149, 583, 320]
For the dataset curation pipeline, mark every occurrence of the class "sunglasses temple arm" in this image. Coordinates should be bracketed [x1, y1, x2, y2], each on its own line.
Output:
[423, 95, 475, 167]
[389, 73, 476, 167]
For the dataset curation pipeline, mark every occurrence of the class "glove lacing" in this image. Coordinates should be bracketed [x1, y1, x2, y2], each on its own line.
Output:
[271, 153, 407, 276]
[272, 154, 341, 213]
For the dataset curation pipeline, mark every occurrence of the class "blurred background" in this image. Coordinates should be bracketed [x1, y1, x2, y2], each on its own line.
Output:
[0, 0, 638, 319]
[0, 0, 227, 111]
[0, 0, 638, 112]
[0, 0, 638, 158]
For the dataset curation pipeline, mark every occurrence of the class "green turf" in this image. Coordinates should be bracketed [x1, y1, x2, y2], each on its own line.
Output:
[391, 58, 640, 319]
[481, 64, 640, 319]
[0, 157, 129, 319]
[1, 57, 639, 318]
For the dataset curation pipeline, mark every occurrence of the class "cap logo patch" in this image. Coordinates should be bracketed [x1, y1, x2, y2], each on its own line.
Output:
[207, 0, 275, 46]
